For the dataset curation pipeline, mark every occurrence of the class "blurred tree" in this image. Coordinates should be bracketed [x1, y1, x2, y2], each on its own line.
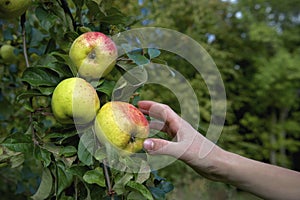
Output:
[116, 0, 300, 168]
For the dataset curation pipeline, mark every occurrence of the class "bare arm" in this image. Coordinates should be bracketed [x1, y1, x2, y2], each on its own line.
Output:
[138, 100, 300, 200]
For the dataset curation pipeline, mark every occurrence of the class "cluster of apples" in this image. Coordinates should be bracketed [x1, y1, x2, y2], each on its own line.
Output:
[51, 32, 149, 154]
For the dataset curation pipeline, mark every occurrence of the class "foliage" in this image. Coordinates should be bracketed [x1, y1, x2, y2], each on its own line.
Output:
[0, 0, 173, 199]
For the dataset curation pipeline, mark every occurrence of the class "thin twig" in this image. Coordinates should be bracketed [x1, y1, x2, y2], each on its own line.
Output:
[21, 13, 38, 146]
[21, 13, 29, 68]
[102, 159, 115, 200]
[93, 127, 115, 199]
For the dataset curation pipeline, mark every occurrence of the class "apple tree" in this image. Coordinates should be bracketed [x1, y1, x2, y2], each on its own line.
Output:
[0, 0, 174, 199]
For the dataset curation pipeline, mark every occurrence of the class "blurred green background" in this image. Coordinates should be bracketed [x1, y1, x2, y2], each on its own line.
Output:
[117, 0, 300, 199]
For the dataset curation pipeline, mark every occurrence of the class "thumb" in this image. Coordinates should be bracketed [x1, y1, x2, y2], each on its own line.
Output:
[143, 138, 178, 157]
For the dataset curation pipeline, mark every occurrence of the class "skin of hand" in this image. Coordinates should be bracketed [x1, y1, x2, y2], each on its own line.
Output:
[138, 100, 300, 200]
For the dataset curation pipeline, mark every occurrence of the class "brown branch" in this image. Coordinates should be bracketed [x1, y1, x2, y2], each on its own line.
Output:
[59, 0, 76, 30]
[102, 159, 115, 200]
[92, 127, 115, 199]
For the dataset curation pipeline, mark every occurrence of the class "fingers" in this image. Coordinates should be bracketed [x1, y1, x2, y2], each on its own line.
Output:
[138, 100, 181, 133]
[138, 100, 167, 121]
[143, 138, 179, 157]
[149, 120, 166, 131]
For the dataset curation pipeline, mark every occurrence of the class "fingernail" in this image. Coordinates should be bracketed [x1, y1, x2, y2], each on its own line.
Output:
[144, 139, 154, 150]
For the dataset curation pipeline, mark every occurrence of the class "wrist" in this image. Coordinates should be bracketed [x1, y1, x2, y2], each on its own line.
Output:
[201, 145, 231, 182]
[182, 136, 230, 182]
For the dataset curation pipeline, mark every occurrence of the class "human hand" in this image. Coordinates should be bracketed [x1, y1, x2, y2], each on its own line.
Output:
[138, 100, 225, 181]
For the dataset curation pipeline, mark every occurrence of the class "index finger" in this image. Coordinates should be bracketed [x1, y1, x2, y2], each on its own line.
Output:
[138, 100, 181, 133]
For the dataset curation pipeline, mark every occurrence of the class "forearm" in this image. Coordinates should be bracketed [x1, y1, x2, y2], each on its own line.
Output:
[220, 150, 300, 200]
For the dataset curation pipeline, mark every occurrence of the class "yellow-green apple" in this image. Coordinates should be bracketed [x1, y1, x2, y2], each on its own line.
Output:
[0, 44, 17, 63]
[0, 0, 32, 19]
[94, 101, 149, 154]
[69, 32, 118, 80]
[51, 77, 100, 125]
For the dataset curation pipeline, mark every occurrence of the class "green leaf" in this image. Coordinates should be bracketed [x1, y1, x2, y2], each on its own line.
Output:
[67, 165, 88, 178]
[148, 48, 161, 60]
[117, 61, 137, 71]
[35, 7, 59, 31]
[78, 129, 96, 166]
[59, 146, 77, 157]
[17, 87, 50, 101]
[43, 131, 77, 144]
[42, 143, 62, 155]
[96, 80, 115, 97]
[34, 147, 52, 167]
[83, 167, 106, 187]
[113, 173, 133, 195]
[2, 133, 33, 153]
[94, 147, 106, 162]
[86, 0, 101, 16]
[73, 0, 85, 8]
[56, 162, 74, 196]
[97, 8, 130, 25]
[50, 52, 78, 77]
[16, 89, 43, 101]
[10, 153, 24, 168]
[127, 53, 150, 66]
[127, 191, 146, 200]
[37, 86, 55, 96]
[112, 67, 147, 101]
[126, 181, 153, 200]
[34, 53, 73, 78]
[21, 67, 61, 87]
[136, 160, 150, 184]
[24, 101, 35, 112]
[31, 168, 53, 200]
[120, 156, 144, 172]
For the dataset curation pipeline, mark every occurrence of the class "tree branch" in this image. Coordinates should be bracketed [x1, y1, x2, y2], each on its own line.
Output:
[59, 0, 76, 30]
[21, 13, 29, 68]
[102, 159, 115, 200]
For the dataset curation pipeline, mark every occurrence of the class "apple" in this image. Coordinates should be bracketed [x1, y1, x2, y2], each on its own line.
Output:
[0, 0, 32, 19]
[51, 77, 100, 125]
[69, 32, 118, 80]
[0, 44, 17, 63]
[94, 101, 149, 154]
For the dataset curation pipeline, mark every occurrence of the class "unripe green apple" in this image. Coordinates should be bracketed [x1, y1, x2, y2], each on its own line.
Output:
[0, 44, 17, 63]
[94, 101, 149, 155]
[51, 77, 100, 125]
[69, 32, 118, 80]
[0, 0, 32, 19]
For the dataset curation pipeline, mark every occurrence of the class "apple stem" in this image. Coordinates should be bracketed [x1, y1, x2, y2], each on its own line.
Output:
[20, 13, 29, 68]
